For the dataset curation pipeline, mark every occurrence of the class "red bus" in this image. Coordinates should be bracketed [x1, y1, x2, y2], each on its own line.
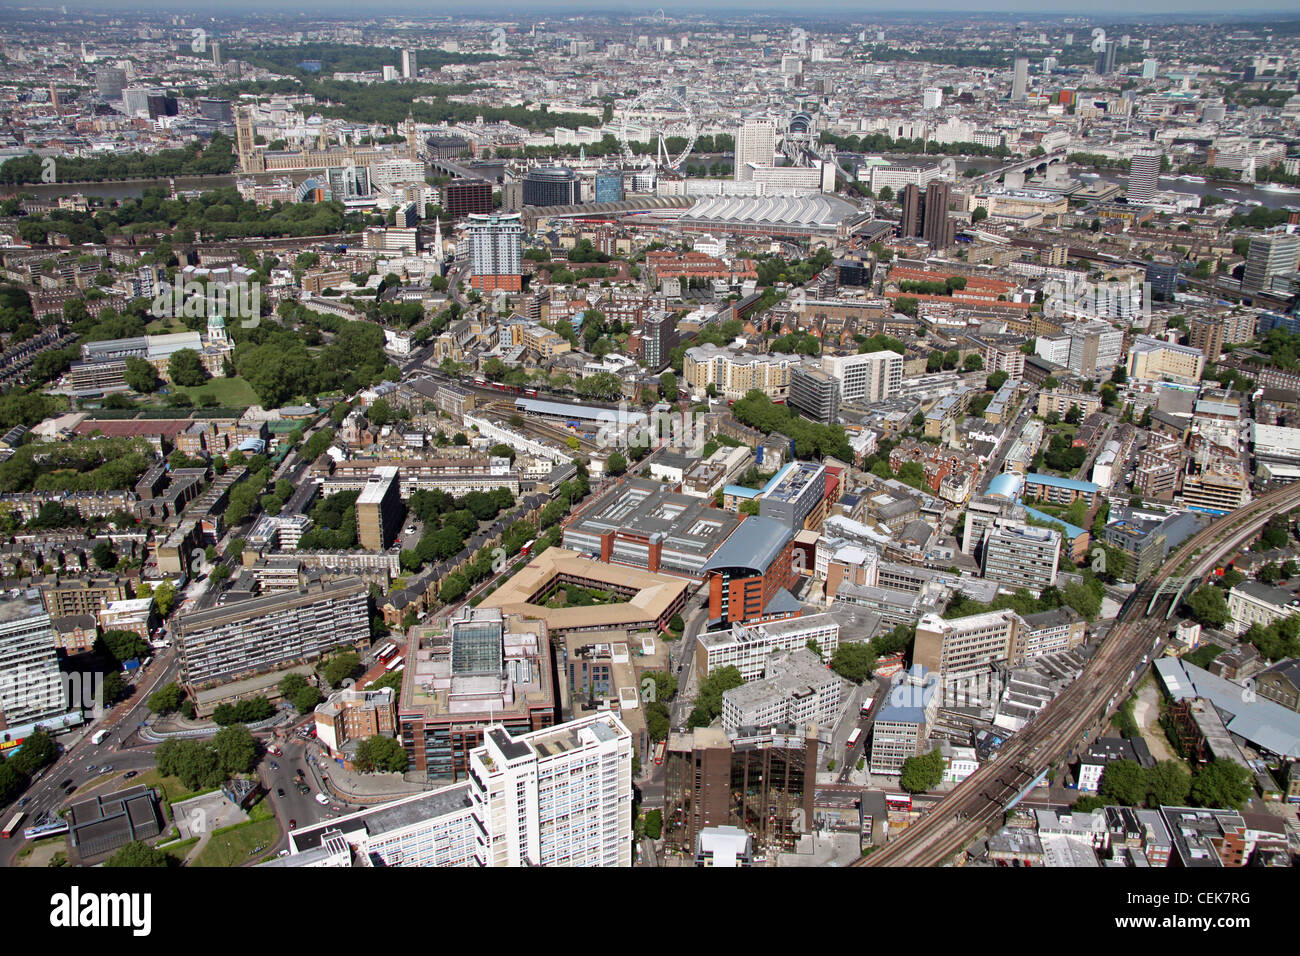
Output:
[846, 728, 862, 749]
[653, 741, 667, 765]
[885, 793, 913, 812]
[2, 812, 23, 839]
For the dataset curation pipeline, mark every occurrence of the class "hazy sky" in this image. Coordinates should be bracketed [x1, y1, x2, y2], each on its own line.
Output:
[42, 1, 1300, 16]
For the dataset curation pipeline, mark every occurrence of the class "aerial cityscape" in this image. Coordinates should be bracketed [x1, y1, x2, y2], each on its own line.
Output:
[0, 3, 1299, 887]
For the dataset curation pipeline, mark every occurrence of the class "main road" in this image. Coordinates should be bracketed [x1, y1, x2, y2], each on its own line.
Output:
[861, 481, 1300, 867]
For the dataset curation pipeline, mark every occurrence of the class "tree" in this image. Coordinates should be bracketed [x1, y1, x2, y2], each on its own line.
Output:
[353, 735, 408, 773]
[91, 540, 117, 570]
[105, 841, 168, 868]
[830, 642, 876, 683]
[643, 808, 663, 840]
[168, 348, 208, 387]
[367, 398, 393, 428]
[322, 651, 360, 687]
[1186, 585, 1229, 628]
[101, 671, 128, 706]
[123, 356, 158, 392]
[637, 699, 667, 742]
[971, 206, 989, 223]
[6, 729, 56, 777]
[292, 686, 324, 712]
[1258, 516, 1289, 550]
[1146, 760, 1191, 807]
[1062, 580, 1102, 620]
[899, 748, 946, 794]
[212, 724, 257, 775]
[987, 370, 1008, 391]
[151, 581, 178, 616]
[658, 371, 679, 402]
[607, 451, 627, 475]
[147, 683, 184, 714]
[668, 613, 685, 634]
[212, 694, 272, 726]
[964, 353, 984, 371]
[687, 666, 743, 728]
[1099, 759, 1147, 806]
[98, 628, 148, 664]
[643, 670, 678, 703]
[279, 672, 309, 699]
[1190, 760, 1253, 809]
[154, 737, 224, 791]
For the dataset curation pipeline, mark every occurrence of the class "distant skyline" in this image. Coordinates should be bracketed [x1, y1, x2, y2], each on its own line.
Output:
[31, 2, 1300, 17]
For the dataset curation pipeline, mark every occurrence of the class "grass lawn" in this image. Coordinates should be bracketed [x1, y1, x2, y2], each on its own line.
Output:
[15, 835, 68, 865]
[246, 797, 275, 823]
[119, 769, 204, 805]
[191, 818, 282, 868]
[160, 836, 199, 866]
[146, 316, 189, 335]
[178, 376, 260, 408]
[119, 769, 220, 825]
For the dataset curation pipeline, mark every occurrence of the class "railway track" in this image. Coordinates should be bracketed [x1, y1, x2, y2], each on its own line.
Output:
[860, 482, 1300, 867]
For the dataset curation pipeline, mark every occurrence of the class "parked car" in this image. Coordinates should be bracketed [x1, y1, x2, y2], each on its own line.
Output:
[123, 771, 137, 780]
[288, 819, 296, 829]
[269, 761, 279, 771]
[64, 785, 76, 795]
[276, 788, 285, 797]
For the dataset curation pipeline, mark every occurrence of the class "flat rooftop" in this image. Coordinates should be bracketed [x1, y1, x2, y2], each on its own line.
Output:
[356, 467, 399, 504]
[478, 548, 688, 634]
[289, 784, 474, 853]
[763, 461, 824, 504]
[566, 478, 740, 559]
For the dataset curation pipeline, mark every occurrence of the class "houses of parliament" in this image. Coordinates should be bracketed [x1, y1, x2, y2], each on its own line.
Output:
[235, 108, 422, 174]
